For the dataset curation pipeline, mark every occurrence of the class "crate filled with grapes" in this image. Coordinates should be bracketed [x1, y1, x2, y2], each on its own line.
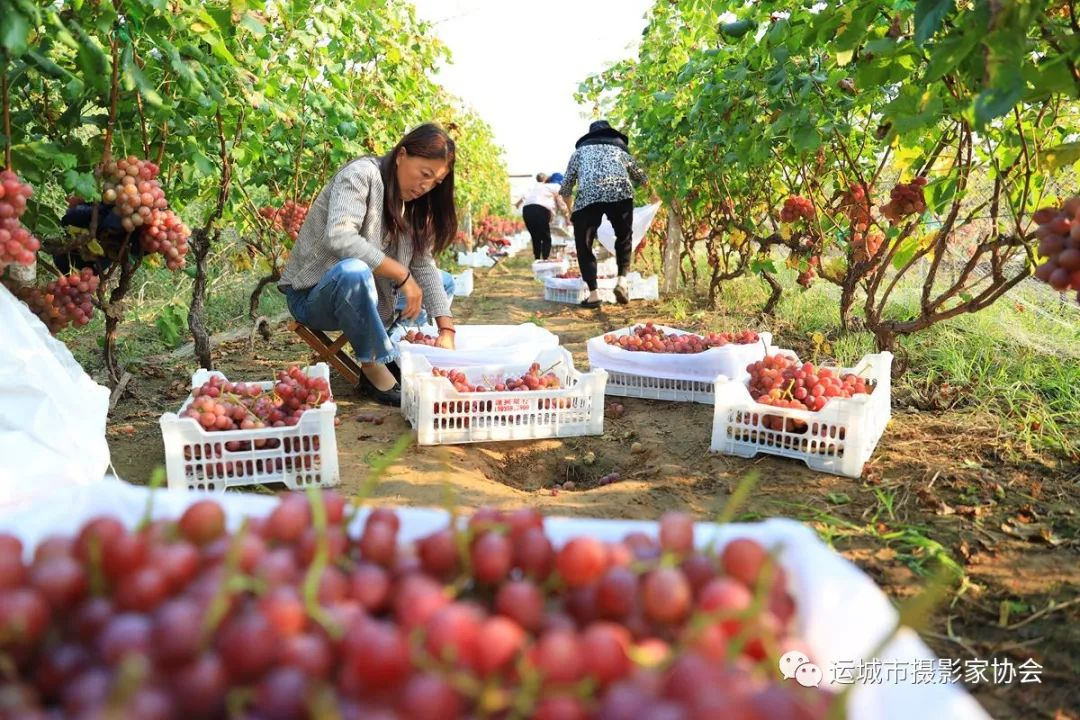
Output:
[0, 483, 991, 720]
[159, 364, 339, 491]
[452, 268, 474, 297]
[711, 351, 893, 477]
[400, 347, 607, 445]
[587, 323, 772, 404]
[532, 257, 570, 280]
[543, 274, 618, 305]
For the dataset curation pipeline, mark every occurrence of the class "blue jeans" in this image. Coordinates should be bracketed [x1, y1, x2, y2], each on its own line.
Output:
[284, 259, 396, 364]
[284, 261, 456, 364]
[394, 269, 455, 327]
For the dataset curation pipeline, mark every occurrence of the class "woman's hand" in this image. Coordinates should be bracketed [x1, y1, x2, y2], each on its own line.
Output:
[435, 327, 456, 350]
[400, 275, 424, 319]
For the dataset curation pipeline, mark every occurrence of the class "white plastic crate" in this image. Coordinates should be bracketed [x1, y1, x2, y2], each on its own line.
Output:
[452, 268, 473, 297]
[395, 324, 561, 426]
[159, 364, 340, 492]
[532, 258, 569, 280]
[400, 347, 608, 446]
[588, 326, 772, 404]
[627, 272, 659, 300]
[710, 351, 893, 478]
[509, 231, 530, 253]
[543, 276, 617, 305]
[585, 256, 618, 277]
[456, 250, 495, 268]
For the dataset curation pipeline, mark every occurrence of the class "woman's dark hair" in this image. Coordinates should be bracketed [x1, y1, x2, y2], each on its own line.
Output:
[379, 123, 458, 255]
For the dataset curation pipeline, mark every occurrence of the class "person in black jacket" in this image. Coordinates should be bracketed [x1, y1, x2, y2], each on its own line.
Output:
[559, 121, 648, 308]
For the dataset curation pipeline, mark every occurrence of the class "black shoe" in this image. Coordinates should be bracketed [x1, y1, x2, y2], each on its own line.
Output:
[356, 372, 402, 407]
[613, 283, 629, 305]
[580, 298, 602, 309]
[386, 360, 402, 382]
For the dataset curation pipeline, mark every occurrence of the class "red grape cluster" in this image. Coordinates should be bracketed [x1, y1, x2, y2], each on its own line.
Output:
[797, 257, 819, 289]
[474, 216, 525, 244]
[47, 268, 100, 328]
[0, 170, 42, 270]
[0, 497, 831, 719]
[554, 270, 615, 281]
[182, 367, 331, 433]
[746, 355, 872, 432]
[779, 196, 815, 223]
[100, 157, 190, 269]
[1032, 196, 1080, 302]
[880, 177, 927, 223]
[9, 268, 101, 334]
[100, 157, 165, 230]
[838, 184, 871, 234]
[141, 209, 190, 271]
[605, 322, 760, 354]
[259, 201, 309, 241]
[402, 329, 438, 346]
[851, 233, 884, 265]
[597, 471, 622, 486]
[433, 362, 562, 393]
[11, 286, 63, 333]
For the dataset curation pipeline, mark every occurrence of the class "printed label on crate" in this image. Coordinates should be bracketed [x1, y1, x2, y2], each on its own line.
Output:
[493, 397, 532, 413]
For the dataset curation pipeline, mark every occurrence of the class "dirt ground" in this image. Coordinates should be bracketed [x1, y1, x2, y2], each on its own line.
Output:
[106, 254, 1079, 720]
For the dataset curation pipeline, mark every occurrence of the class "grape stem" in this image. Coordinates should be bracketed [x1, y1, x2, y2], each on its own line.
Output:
[1, 52, 11, 170]
[200, 519, 250, 647]
[302, 488, 343, 640]
[538, 360, 563, 377]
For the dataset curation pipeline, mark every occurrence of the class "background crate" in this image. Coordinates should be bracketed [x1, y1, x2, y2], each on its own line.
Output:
[453, 268, 474, 297]
[627, 272, 659, 300]
[710, 351, 893, 477]
[400, 347, 607, 445]
[159, 364, 340, 492]
[595, 256, 618, 277]
[456, 249, 495, 268]
[532, 258, 569, 280]
[543, 276, 617, 305]
[588, 326, 772, 403]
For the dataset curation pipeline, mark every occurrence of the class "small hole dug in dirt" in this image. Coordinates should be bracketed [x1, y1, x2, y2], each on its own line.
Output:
[483, 443, 630, 492]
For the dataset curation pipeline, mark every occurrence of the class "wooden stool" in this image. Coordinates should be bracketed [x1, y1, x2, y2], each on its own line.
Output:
[287, 320, 361, 386]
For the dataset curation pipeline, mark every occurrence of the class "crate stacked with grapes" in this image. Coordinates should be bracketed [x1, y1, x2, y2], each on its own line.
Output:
[587, 322, 772, 404]
[159, 364, 340, 491]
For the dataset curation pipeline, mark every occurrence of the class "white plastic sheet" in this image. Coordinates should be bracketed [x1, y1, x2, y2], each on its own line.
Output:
[0, 284, 111, 510]
[0, 477, 989, 720]
[391, 323, 560, 368]
[596, 202, 662, 255]
[587, 324, 772, 383]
